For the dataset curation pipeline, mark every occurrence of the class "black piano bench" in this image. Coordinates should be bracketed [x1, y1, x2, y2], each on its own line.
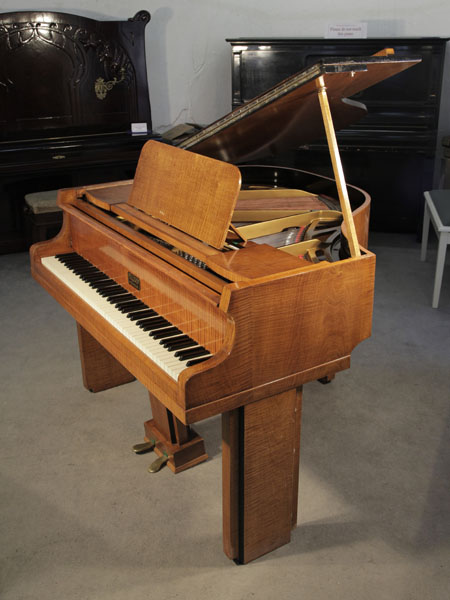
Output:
[24, 191, 62, 247]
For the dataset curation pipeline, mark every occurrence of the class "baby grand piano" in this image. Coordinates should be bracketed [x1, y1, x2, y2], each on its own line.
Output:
[30, 53, 418, 563]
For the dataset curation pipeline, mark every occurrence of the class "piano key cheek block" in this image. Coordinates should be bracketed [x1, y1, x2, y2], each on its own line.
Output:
[30, 51, 419, 563]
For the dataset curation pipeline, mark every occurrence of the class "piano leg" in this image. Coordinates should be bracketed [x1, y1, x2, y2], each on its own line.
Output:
[222, 387, 302, 564]
[143, 393, 208, 474]
[77, 323, 135, 392]
[76, 325, 206, 473]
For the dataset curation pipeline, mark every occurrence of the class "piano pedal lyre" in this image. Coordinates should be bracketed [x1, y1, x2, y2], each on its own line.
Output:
[132, 439, 156, 454]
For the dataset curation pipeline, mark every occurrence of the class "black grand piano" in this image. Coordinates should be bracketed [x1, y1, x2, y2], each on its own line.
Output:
[0, 10, 158, 252]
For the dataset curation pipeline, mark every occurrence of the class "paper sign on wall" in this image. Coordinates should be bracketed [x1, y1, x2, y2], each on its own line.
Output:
[325, 23, 367, 39]
[131, 122, 148, 134]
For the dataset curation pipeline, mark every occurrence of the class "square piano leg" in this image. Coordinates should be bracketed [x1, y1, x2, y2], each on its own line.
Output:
[77, 323, 135, 392]
[222, 387, 302, 564]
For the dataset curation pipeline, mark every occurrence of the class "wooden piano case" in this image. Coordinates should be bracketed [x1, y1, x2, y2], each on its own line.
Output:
[30, 52, 419, 563]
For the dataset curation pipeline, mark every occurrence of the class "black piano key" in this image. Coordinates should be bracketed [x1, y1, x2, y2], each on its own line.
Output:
[163, 338, 198, 351]
[108, 293, 135, 303]
[162, 335, 193, 347]
[63, 254, 86, 261]
[79, 269, 102, 278]
[90, 279, 116, 289]
[84, 277, 110, 286]
[168, 341, 199, 351]
[141, 320, 172, 332]
[114, 296, 138, 306]
[115, 298, 140, 309]
[185, 356, 211, 367]
[98, 288, 124, 297]
[67, 264, 94, 273]
[57, 255, 86, 265]
[150, 327, 182, 340]
[81, 272, 108, 282]
[98, 285, 126, 296]
[128, 309, 157, 321]
[106, 293, 134, 303]
[175, 346, 209, 360]
[79, 271, 104, 281]
[118, 299, 146, 309]
[61, 261, 90, 270]
[136, 315, 164, 326]
[72, 262, 96, 270]
[140, 319, 170, 332]
[161, 334, 191, 346]
[118, 301, 147, 313]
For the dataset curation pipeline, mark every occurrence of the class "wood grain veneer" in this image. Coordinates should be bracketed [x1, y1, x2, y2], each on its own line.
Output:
[182, 251, 375, 412]
[222, 388, 302, 563]
[77, 324, 135, 392]
[30, 140, 377, 564]
[129, 141, 241, 249]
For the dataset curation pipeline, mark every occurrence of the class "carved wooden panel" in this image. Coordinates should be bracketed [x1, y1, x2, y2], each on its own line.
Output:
[0, 10, 152, 138]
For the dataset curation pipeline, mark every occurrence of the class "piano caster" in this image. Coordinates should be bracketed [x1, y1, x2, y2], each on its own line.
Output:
[317, 374, 335, 385]
[148, 453, 170, 473]
[132, 440, 156, 454]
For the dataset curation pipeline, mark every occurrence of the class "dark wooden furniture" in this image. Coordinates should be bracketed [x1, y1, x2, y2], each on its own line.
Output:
[31, 54, 418, 562]
[0, 10, 158, 253]
[227, 37, 450, 233]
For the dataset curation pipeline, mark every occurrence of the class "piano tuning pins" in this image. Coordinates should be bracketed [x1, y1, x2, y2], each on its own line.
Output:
[132, 440, 156, 454]
[148, 454, 170, 473]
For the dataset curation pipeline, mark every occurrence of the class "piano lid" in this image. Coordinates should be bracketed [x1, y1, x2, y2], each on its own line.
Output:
[178, 55, 420, 163]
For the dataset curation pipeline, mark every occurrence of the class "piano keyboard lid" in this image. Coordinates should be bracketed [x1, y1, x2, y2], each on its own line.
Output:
[178, 53, 421, 163]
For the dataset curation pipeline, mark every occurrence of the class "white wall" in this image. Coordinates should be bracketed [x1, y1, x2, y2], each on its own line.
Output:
[1, 1, 450, 132]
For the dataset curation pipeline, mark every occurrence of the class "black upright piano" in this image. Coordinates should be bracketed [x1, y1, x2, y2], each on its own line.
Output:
[0, 10, 158, 252]
[227, 37, 450, 233]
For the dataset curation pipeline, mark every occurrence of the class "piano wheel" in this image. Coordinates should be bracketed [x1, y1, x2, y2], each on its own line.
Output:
[317, 374, 336, 384]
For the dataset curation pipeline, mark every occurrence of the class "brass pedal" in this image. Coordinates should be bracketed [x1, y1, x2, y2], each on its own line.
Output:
[132, 440, 156, 454]
[148, 454, 169, 473]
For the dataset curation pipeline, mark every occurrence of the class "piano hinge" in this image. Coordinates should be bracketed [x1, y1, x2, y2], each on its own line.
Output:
[225, 223, 247, 249]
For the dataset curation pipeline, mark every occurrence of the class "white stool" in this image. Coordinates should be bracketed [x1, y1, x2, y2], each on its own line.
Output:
[421, 190, 450, 308]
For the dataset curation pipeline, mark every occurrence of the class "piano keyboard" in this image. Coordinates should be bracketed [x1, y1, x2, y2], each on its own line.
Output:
[41, 253, 213, 381]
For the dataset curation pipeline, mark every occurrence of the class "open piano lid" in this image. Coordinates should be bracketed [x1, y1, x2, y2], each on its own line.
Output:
[178, 54, 421, 163]
[89, 54, 420, 254]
